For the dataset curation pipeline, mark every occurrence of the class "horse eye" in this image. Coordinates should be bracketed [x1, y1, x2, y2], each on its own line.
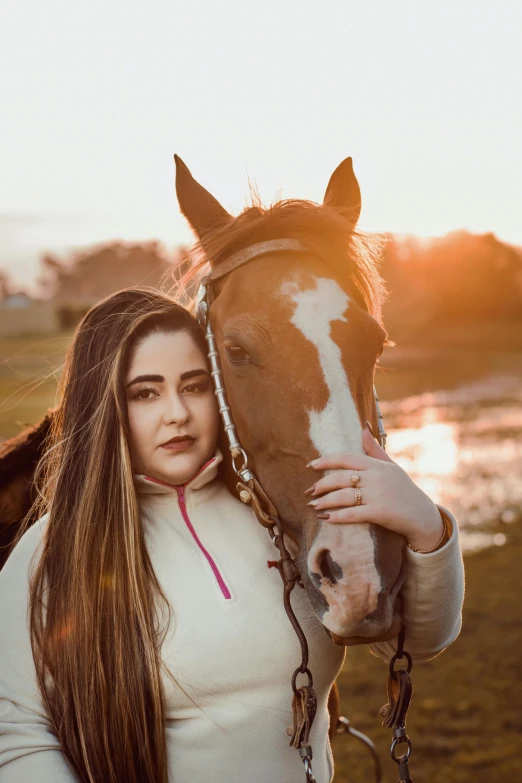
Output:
[226, 345, 250, 364]
[377, 346, 384, 359]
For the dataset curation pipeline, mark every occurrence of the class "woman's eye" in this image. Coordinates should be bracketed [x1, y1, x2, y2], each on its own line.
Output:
[183, 382, 208, 394]
[225, 345, 250, 364]
[133, 388, 158, 401]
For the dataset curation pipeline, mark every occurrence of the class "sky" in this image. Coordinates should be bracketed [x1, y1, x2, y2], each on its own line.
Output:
[1, 0, 521, 288]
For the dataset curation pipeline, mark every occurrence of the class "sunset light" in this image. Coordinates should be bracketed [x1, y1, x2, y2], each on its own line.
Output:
[1, 1, 521, 288]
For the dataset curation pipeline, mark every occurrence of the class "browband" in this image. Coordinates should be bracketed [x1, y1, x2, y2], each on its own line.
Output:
[208, 239, 307, 282]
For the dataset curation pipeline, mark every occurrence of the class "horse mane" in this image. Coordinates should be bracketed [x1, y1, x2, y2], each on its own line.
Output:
[0, 412, 53, 568]
[0, 413, 53, 490]
[178, 197, 388, 324]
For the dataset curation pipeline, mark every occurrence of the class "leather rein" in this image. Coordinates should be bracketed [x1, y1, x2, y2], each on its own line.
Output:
[196, 239, 414, 783]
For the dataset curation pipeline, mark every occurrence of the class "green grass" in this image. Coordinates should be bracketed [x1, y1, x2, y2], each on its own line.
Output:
[0, 332, 72, 438]
[333, 517, 522, 781]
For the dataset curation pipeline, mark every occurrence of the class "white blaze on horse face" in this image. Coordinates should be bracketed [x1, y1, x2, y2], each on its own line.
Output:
[281, 276, 363, 457]
[281, 276, 381, 634]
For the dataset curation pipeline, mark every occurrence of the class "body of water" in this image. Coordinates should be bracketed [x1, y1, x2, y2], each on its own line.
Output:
[383, 374, 522, 553]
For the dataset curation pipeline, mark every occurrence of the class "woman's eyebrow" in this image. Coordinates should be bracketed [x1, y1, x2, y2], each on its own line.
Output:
[126, 374, 164, 388]
[179, 369, 210, 381]
[126, 369, 210, 388]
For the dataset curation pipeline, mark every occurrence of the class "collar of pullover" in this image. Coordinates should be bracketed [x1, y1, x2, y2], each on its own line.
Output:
[134, 449, 223, 496]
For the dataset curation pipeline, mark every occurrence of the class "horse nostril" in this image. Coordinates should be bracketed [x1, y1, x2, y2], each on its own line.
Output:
[318, 550, 343, 584]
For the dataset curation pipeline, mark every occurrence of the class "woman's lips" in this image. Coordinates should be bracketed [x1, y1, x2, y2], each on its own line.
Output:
[160, 437, 195, 452]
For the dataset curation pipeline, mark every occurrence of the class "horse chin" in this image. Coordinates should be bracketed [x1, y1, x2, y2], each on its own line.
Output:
[323, 614, 403, 647]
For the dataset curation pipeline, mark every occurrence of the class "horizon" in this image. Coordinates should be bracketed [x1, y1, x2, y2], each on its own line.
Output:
[1, 209, 520, 295]
[1, 1, 521, 290]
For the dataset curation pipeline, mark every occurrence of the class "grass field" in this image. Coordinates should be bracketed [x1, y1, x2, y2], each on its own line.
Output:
[333, 514, 522, 781]
[0, 332, 71, 438]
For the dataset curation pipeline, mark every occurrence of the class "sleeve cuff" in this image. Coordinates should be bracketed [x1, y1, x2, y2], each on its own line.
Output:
[406, 505, 459, 564]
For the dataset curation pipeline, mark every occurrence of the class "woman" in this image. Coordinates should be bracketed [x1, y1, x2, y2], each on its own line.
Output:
[0, 288, 464, 783]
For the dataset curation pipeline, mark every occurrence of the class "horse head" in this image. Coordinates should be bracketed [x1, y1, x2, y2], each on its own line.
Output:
[175, 156, 406, 644]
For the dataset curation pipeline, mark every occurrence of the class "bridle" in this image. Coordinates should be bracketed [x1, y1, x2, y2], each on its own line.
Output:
[196, 239, 415, 783]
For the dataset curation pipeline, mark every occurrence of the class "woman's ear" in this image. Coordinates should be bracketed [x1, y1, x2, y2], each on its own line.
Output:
[174, 155, 233, 241]
[323, 156, 362, 229]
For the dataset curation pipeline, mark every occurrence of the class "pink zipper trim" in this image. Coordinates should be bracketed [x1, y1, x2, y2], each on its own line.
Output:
[175, 485, 232, 600]
[142, 458, 231, 600]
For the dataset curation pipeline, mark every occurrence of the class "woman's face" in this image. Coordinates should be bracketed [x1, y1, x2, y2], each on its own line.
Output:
[126, 330, 219, 485]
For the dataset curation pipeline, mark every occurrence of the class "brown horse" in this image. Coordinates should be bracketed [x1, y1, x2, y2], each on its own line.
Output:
[174, 155, 406, 644]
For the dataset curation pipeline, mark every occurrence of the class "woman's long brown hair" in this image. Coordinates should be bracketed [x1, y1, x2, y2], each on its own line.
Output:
[19, 287, 207, 783]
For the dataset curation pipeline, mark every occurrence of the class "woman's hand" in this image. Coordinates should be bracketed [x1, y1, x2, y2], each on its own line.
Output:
[305, 427, 445, 551]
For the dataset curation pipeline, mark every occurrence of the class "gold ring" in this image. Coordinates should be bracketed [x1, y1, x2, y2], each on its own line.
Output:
[355, 487, 362, 506]
[350, 472, 360, 487]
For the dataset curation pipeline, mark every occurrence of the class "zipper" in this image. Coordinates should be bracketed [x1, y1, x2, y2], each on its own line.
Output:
[175, 486, 232, 600]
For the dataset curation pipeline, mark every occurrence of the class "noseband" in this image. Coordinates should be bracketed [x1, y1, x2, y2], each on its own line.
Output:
[196, 240, 414, 783]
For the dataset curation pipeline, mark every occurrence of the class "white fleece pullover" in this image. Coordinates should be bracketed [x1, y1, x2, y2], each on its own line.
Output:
[0, 451, 465, 783]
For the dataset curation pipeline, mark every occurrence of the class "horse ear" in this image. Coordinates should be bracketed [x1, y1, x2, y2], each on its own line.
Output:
[174, 155, 233, 241]
[323, 157, 362, 228]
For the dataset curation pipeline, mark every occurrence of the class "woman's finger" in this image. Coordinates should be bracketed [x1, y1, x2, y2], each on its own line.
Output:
[308, 487, 363, 511]
[306, 470, 367, 497]
[316, 505, 373, 525]
[308, 453, 375, 472]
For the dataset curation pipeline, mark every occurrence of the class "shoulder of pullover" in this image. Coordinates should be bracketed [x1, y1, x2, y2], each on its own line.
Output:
[0, 516, 77, 779]
[368, 506, 465, 664]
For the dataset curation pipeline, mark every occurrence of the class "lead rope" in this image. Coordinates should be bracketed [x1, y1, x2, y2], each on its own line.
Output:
[380, 629, 415, 782]
[371, 409, 416, 783]
[270, 512, 317, 782]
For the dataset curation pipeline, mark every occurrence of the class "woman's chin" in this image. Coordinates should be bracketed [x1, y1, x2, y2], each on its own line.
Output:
[153, 449, 205, 486]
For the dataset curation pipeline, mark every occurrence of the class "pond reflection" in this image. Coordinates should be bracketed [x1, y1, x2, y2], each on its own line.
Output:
[382, 375, 522, 553]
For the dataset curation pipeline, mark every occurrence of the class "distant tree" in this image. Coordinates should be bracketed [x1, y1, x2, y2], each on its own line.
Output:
[381, 231, 522, 339]
[0, 269, 11, 300]
[38, 241, 186, 303]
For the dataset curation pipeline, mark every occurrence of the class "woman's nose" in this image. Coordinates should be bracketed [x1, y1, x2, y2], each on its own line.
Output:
[163, 394, 190, 425]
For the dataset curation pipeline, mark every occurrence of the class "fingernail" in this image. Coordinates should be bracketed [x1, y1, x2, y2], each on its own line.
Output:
[307, 500, 319, 508]
[306, 459, 319, 468]
[317, 513, 330, 520]
[304, 485, 315, 496]
[365, 421, 375, 437]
